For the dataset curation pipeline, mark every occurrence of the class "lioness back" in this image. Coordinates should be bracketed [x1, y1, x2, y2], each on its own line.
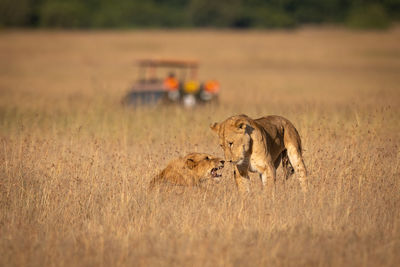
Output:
[254, 115, 302, 154]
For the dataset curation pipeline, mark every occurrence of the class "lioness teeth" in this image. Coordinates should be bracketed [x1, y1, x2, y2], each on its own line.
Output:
[211, 167, 222, 177]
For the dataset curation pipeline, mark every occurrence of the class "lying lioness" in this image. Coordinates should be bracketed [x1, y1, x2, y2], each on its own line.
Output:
[149, 153, 225, 189]
[211, 114, 307, 193]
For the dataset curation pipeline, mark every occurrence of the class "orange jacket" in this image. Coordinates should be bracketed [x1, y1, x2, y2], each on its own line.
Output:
[204, 80, 220, 93]
[164, 77, 179, 91]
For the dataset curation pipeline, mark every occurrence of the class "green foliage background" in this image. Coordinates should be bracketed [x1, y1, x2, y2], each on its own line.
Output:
[1, 0, 399, 29]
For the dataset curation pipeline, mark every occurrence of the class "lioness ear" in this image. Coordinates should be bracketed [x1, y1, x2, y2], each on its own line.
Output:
[186, 158, 197, 169]
[237, 122, 254, 134]
[236, 121, 248, 132]
[210, 122, 220, 133]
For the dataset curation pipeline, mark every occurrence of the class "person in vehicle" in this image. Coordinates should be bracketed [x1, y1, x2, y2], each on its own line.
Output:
[164, 72, 180, 101]
[164, 72, 179, 91]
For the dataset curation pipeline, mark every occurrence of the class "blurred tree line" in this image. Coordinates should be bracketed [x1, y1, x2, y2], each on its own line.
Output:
[1, 0, 399, 29]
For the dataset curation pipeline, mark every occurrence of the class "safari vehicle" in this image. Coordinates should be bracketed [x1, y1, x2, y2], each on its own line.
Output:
[123, 59, 220, 107]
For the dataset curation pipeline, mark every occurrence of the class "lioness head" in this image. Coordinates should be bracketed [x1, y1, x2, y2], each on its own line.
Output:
[210, 115, 254, 165]
[184, 153, 225, 180]
[184, 153, 225, 181]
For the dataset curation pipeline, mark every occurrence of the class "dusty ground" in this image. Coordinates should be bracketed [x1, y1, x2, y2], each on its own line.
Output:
[0, 27, 399, 266]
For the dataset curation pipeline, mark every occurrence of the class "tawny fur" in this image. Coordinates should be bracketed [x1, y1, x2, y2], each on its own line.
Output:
[149, 153, 224, 190]
[211, 114, 307, 193]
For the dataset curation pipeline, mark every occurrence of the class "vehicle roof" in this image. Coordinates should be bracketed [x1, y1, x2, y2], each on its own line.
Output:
[137, 58, 198, 68]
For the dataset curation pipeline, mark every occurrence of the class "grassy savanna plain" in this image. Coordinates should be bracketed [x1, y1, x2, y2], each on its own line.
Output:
[0, 27, 399, 267]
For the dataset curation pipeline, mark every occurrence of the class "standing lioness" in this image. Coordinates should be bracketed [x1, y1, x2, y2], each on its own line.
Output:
[211, 114, 307, 193]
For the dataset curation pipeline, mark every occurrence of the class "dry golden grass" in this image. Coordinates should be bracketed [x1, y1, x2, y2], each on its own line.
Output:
[1, 27, 400, 266]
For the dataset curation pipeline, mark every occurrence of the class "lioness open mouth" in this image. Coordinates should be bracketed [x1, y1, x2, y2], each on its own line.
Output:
[211, 166, 223, 178]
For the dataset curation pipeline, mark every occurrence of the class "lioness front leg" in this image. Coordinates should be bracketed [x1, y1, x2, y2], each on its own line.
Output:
[260, 161, 276, 190]
[234, 164, 250, 193]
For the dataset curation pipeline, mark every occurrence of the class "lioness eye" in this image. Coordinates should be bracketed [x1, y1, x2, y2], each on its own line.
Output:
[228, 142, 233, 147]
[205, 156, 210, 160]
